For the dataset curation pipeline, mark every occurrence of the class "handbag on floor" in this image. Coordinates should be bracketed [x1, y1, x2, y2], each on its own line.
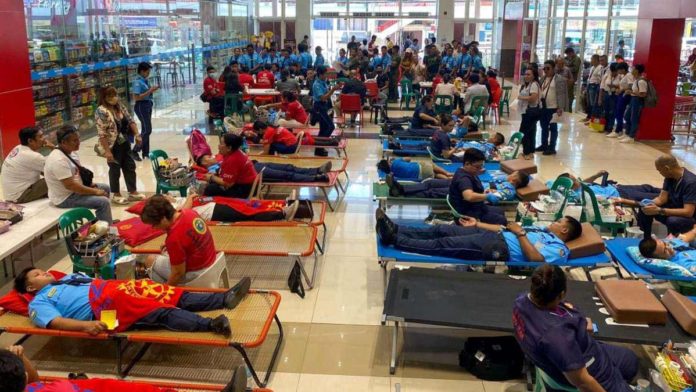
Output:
[459, 336, 524, 381]
[287, 262, 305, 299]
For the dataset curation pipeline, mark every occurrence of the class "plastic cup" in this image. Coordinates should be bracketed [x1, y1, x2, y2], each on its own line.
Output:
[636, 378, 650, 392]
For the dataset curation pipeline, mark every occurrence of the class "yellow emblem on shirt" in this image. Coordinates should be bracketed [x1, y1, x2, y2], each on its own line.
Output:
[193, 217, 207, 235]
[47, 287, 57, 298]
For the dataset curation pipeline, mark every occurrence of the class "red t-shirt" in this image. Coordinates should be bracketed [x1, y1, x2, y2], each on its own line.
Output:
[220, 149, 258, 185]
[203, 76, 224, 98]
[255, 71, 275, 88]
[262, 126, 298, 146]
[165, 209, 216, 272]
[239, 73, 254, 100]
[282, 100, 308, 125]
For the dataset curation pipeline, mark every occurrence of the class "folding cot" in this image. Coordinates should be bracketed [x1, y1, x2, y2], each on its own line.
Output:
[130, 224, 321, 290]
[37, 376, 229, 391]
[252, 155, 350, 211]
[606, 238, 696, 282]
[382, 267, 692, 375]
[246, 136, 348, 158]
[377, 221, 613, 284]
[0, 288, 283, 388]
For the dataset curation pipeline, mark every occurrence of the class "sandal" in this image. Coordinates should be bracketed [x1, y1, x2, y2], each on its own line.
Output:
[111, 195, 130, 205]
[128, 193, 147, 201]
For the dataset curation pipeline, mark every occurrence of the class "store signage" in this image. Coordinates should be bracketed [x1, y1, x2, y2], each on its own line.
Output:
[121, 17, 158, 28]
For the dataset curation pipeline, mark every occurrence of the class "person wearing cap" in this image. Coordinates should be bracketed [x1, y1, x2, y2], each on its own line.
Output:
[132, 62, 158, 159]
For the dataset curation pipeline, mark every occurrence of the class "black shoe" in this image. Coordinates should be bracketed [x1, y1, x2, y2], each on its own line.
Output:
[385, 174, 404, 197]
[542, 149, 557, 156]
[224, 277, 251, 309]
[375, 208, 397, 245]
[210, 315, 232, 338]
[318, 161, 332, 174]
[377, 159, 391, 174]
[314, 149, 329, 157]
[222, 365, 248, 392]
[130, 151, 142, 161]
[534, 146, 547, 152]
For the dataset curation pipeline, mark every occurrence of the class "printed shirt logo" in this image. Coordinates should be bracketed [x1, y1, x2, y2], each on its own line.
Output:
[120, 224, 132, 230]
[47, 287, 57, 298]
[193, 217, 207, 235]
[30, 310, 37, 320]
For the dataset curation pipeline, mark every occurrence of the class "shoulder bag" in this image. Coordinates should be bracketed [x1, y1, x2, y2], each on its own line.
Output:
[60, 149, 94, 186]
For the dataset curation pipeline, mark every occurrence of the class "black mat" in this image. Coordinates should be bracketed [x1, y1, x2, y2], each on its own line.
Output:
[384, 268, 692, 346]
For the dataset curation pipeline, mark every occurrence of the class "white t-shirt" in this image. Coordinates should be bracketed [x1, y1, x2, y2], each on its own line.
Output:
[1, 145, 46, 202]
[541, 77, 557, 109]
[601, 73, 621, 93]
[434, 83, 457, 99]
[619, 73, 634, 91]
[632, 78, 648, 94]
[44, 149, 82, 205]
[172, 197, 215, 221]
[588, 65, 603, 84]
[518, 81, 540, 115]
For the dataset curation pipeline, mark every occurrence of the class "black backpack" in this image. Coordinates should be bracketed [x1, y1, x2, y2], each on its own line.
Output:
[459, 336, 524, 381]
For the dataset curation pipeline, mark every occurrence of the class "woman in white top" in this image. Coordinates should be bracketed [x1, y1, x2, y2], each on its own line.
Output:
[621, 64, 648, 143]
[517, 68, 541, 160]
[607, 62, 633, 138]
[584, 54, 602, 122]
[434, 74, 457, 107]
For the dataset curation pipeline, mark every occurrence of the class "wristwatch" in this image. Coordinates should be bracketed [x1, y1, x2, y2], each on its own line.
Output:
[516, 230, 527, 238]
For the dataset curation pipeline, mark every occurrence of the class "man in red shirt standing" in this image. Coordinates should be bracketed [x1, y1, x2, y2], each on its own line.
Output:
[141, 195, 251, 292]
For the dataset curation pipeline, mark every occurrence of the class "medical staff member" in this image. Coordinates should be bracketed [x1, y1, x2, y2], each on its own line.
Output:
[132, 62, 159, 159]
[513, 264, 639, 392]
[448, 148, 507, 225]
[202, 133, 258, 198]
[141, 195, 222, 287]
[311, 66, 340, 156]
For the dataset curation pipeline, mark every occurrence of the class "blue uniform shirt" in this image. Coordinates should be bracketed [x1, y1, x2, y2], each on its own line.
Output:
[312, 78, 329, 101]
[486, 180, 517, 201]
[132, 75, 152, 101]
[280, 56, 293, 69]
[512, 294, 628, 391]
[29, 274, 93, 328]
[299, 52, 313, 70]
[472, 55, 484, 70]
[441, 55, 456, 71]
[314, 54, 325, 68]
[456, 141, 497, 161]
[337, 56, 349, 66]
[390, 159, 421, 181]
[229, 54, 240, 65]
[587, 183, 619, 199]
[502, 227, 569, 264]
[667, 238, 696, 269]
[239, 52, 261, 70]
[458, 53, 472, 70]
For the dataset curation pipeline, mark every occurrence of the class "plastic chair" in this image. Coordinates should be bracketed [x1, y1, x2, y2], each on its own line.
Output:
[149, 150, 188, 197]
[446, 194, 464, 219]
[468, 95, 488, 130]
[427, 146, 452, 163]
[224, 93, 247, 120]
[400, 79, 420, 110]
[579, 183, 628, 237]
[499, 86, 512, 117]
[185, 252, 230, 288]
[470, 106, 486, 129]
[434, 95, 454, 115]
[549, 176, 575, 221]
[534, 366, 578, 392]
[58, 208, 113, 278]
[508, 132, 524, 159]
[340, 93, 363, 127]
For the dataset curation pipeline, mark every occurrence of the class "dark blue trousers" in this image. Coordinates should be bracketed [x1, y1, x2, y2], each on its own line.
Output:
[613, 94, 630, 134]
[403, 179, 450, 198]
[394, 224, 508, 260]
[253, 162, 320, 182]
[616, 184, 660, 202]
[134, 100, 154, 156]
[539, 108, 559, 151]
[602, 94, 617, 132]
[134, 291, 225, 332]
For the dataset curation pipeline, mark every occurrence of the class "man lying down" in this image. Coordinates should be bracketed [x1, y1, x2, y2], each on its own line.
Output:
[375, 208, 582, 263]
[638, 225, 696, 275]
[13, 267, 251, 337]
[162, 191, 303, 222]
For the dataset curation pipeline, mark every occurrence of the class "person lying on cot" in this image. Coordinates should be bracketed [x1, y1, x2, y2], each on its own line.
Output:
[375, 208, 582, 263]
[384, 170, 530, 201]
[449, 108, 483, 139]
[13, 267, 251, 338]
[377, 157, 454, 181]
[548, 171, 661, 204]
[162, 191, 300, 223]
[513, 265, 639, 392]
[252, 120, 340, 155]
[449, 149, 508, 224]
[638, 225, 696, 274]
[452, 132, 506, 161]
[0, 345, 250, 392]
[140, 195, 245, 287]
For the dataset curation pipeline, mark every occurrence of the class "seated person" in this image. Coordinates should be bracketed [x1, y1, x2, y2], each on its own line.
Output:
[45, 126, 112, 223]
[202, 66, 225, 118]
[449, 148, 507, 225]
[638, 225, 696, 273]
[410, 96, 440, 130]
[141, 195, 243, 286]
[376, 208, 581, 263]
[450, 110, 482, 138]
[0, 345, 248, 392]
[14, 267, 252, 337]
[167, 191, 299, 222]
[637, 155, 696, 236]
[550, 171, 661, 204]
[377, 157, 453, 181]
[385, 170, 529, 200]
[462, 73, 490, 113]
[1, 126, 53, 203]
[453, 132, 506, 161]
[258, 91, 308, 129]
[513, 265, 639, 392]
[429, 114, 460, 161]
[202, 133, 259, 198]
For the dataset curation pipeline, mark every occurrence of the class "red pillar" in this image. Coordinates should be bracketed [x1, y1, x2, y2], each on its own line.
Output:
[633, 18, 685, 141]
[0, 0, 34, 158]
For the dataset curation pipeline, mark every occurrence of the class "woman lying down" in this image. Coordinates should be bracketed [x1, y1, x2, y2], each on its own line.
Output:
[142, 191, 306, 223]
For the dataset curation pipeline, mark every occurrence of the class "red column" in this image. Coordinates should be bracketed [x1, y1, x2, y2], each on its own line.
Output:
[633, 18, 685, 141]
[0, 0, 34, 158]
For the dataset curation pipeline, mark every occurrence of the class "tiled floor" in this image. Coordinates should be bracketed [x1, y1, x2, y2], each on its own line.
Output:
[1, 86, 695, 391]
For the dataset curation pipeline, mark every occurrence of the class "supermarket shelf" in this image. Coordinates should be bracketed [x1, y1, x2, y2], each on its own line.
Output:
[35, 107, 67, 119]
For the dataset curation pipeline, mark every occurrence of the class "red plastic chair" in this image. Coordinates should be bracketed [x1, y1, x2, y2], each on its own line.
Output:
[488, 87, 503, 124]
[340, 93, 363, 127]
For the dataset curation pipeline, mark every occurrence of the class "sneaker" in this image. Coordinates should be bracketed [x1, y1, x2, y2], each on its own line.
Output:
[620, 137, 635, 143]
[285, 190, 297, 203]
[318, 161, 333, 174]
[111, 195, 130, 205]
[130, 151, 142, 162]
[606, 132, 621, 138]
[375, 208, 398, 245]
[224, 277, 251, 309]
[128, 193, 147, 201]
[385, 174, 404, 196]
[617, 134, 628, 141]
[283, 200, 299, 221]
[210, 315, 232, 338]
